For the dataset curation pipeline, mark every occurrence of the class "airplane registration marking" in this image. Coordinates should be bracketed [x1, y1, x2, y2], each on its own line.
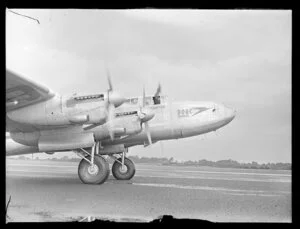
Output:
[177, 107, 210, 118]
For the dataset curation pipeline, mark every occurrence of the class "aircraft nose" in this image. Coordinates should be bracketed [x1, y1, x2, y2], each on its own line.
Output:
[232, 109, 237, 118]
[224, 106, 236, 124]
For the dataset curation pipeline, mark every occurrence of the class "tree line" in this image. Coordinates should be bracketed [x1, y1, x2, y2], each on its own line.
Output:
[14, 155, 291, 170]
[127, 156, 291, 170]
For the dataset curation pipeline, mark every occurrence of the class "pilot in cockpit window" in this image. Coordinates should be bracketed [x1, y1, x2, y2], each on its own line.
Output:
[153, 96, 161, 105]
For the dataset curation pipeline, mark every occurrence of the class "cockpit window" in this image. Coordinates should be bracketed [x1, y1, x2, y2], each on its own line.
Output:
[153, 96, 161, 105]
[126, 95, 165, 106]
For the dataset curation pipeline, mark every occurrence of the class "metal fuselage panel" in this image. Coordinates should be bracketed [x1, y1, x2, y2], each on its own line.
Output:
[6, 97, 236, 154]
[99, 100, 235, 147]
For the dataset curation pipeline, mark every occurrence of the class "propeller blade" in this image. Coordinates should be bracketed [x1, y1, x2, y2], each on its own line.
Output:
[105, 68, 125, 107]
[105, 67, 116, 140]
[144, 122, 152, 145]
[106, 68, 113, 91]
[142, 85, 146, 107]
[107, 103, 115, 141]
[154, 83, 161, 97]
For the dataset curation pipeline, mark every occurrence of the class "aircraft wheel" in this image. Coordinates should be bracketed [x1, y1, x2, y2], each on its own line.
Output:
[78, 155, 110, 184]
[112, 157, 135, 180]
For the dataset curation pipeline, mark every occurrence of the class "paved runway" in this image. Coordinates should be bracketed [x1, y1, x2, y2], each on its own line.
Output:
[6, 158, 291, 222]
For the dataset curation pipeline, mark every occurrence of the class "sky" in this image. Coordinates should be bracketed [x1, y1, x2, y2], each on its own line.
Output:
[6, 9, 291, 163]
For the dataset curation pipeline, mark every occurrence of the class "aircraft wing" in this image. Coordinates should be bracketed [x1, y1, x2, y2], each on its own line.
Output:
[6, 69, 57, 132]
[6, 69, 56, 111]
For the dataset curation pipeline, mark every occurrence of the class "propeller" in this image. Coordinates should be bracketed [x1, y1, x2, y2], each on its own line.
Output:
[144, 122, 152, 145]
[104, 68, 126, 141]
[106, 68, 113, 91]
[154, 83, 161, 97]
[137, 86, 156, 145]
[106, 103, 115, 141]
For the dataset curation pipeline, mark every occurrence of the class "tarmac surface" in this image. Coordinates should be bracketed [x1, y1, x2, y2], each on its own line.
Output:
[6, 158, 291, 222]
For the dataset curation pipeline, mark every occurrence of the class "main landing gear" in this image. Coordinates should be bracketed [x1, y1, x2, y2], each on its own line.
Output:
[75, 142, 135, 185]
[75, 142, 110, 184]
[110, 154, 136, 180]
[78, 155, 110, 184]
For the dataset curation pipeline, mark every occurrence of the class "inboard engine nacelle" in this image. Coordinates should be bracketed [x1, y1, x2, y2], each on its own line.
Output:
[7, 95, 108, 126]
[94, 116, 143, 141]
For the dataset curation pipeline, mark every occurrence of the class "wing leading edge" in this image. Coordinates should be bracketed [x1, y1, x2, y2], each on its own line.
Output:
[6, 69, 56, 112]
[6, 69, 57, 132]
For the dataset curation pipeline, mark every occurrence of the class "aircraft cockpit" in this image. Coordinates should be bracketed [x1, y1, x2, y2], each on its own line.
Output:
[125, 95, 167, 106]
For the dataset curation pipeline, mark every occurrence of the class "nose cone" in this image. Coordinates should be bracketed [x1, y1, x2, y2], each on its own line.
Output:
[225, 107, 236, 124]
[107, 91, 126, 107]
[139, 108, 155, 122]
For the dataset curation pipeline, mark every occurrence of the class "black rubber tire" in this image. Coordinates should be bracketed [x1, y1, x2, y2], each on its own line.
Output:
[78, 155, 110, 184]
[112, 157, 136, 180]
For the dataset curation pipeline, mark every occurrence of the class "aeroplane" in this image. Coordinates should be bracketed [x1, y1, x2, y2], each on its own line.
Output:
[6, 69, 236, 185]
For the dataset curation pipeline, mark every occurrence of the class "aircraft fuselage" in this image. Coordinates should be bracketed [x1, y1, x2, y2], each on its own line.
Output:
[102, 99, 236, 146]
[6, 95, 236, 156]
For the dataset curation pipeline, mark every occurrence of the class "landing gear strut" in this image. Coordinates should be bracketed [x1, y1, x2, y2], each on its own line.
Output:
[76, 142, 110, 185]
[110, 151, 136, 180]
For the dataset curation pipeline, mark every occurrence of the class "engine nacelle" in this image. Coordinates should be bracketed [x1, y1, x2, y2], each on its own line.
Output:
[7, 94, 109, 127]
[38, 132, 95, 152]
[93, 116, 142, 141]
[10, 131, 40, 146]
[122, 119, 142, 135]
